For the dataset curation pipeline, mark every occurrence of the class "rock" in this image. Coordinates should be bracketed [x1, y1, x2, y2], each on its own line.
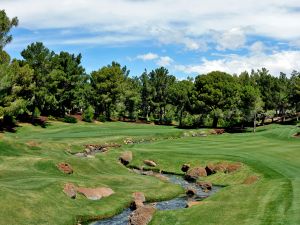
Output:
[143, 160, 157, 167]
[210, 129, 225, 135]
[131, 192, 146, 210]
[153, 173, 169, 181]
[141, 170, 154, 176]
[199, 132, 207, 137]
[75, 152, 86, 157]
[181, 164, 190, 173]
[186, 187, 196, 196]
[132, 169, 142, 174]
[128, 205, 156, 225]
[185, 167, 207, 181]
[226, 163, 241, 173]
[57, 162, 73, 174]
[214, 163, 227, 173]
[119, 151, 133, 165]
[76, 187, 114, 200]
[205, 162, 241, 174]
[84, 148, 91, 154]
[124, 138, 134, 144]
[205, 164, 216, 176]
[196, 181, 212, 191]
[63, 183, 77, 199]
[186, 201, 206, 208]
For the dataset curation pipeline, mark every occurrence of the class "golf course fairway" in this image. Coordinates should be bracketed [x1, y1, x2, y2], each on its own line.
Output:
[0, 121, 299, 225]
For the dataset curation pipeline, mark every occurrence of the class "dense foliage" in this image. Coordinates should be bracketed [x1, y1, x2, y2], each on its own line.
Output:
[1, 10, 300, 128]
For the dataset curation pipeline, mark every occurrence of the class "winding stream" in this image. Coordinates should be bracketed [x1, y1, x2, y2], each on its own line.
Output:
[90, 174, 221, 225]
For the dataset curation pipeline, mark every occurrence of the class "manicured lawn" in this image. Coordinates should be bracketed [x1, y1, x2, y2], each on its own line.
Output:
[0, 122, 299, 225]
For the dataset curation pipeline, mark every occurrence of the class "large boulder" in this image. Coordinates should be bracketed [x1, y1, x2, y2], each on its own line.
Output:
[153, 173, 169, 182]
[226, 163, 241, 173]
[143, 160, 157, 167]
[205, 162, 241, 174]
[181, 164, 190, 173]
[210, 129, 225, 135]
[186, 187, 196, 196]
[57, 162, 73, 174]
[76, 187, 114, 200]
[196, 181, 212, 191]
[131, 192, 146, 210]
[128, 205, 156, 225]
[205, 164, 216, 176]
[185, 167, 207, 181]
[214, 163, 227, 173]
[119, 151, 133, 165]
[63, 183, 77, 199]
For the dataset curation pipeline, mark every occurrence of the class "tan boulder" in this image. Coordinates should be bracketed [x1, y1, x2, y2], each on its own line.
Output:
[186, 187, 196, 196]
[185, 167, 207, 181]
[76, 187, 114, 200]
[153, 173, 169, 181]
[196, 181, 212, 191]
[131, 192, 146, 210]
[128, 205, 156, 225]
[63, 183, 77, 199]
[226, 163, 241, 173]
[119, 151, 133, 165]
[57, 162, 73, 174]
[143, 160, 157, 167]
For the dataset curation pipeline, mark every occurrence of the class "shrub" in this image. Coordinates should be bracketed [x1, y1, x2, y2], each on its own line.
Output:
[47, 115, 56, 121]
[97, 114, 106, 122]
[63, 116, 77, 123]
[33, 107, 41, 118]
[82, 106, 95, 122]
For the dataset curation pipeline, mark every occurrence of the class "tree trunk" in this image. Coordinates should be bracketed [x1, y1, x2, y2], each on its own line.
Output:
[253, 113, 256, 133]
[179, 108, 183, 127]
[261, 115, 265, 126]
[212, 117, 218, 128]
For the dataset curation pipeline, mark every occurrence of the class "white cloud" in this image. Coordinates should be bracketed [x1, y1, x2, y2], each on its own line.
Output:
[213, 28, 247, 50]
[157, 56, 174, 67]
[2, 0, 300, 48]
[249, 41, 266, 54]
[136, 53, 174, 67]
[174, 50, 300, 76]
[137, 53, 159, 61]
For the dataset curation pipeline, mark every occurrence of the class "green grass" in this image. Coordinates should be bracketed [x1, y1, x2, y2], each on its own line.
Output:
[0, 122, 299, 225]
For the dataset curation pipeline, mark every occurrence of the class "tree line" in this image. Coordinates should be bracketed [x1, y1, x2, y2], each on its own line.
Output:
[1, 10, 300, 128]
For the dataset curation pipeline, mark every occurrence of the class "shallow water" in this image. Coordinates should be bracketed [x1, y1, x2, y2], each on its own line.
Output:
[91, 174, 221, 225]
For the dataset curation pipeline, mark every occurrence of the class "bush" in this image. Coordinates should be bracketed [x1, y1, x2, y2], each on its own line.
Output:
[97, 114, 106, 122]
[47, 115, 56, 121]
[63, 116, 77, 123]
[2, 115, 16, 126]
[82, 106, 95, 122]
[33, 107, 41, 118]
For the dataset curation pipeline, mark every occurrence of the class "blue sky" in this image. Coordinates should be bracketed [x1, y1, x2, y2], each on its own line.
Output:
[2, 0, 300, 78]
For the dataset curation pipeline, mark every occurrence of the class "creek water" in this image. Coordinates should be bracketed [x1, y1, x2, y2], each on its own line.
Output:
[90, 174, 221, 225]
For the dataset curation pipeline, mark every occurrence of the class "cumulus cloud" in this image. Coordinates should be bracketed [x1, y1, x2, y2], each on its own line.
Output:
[137, 53, 159, 61]
[157, 56, 174, 66]
[2, 0, 300, 47]
[136, 53, 174, 67]
[213, 28, 247, 50]
[174, 50, 300, 76]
